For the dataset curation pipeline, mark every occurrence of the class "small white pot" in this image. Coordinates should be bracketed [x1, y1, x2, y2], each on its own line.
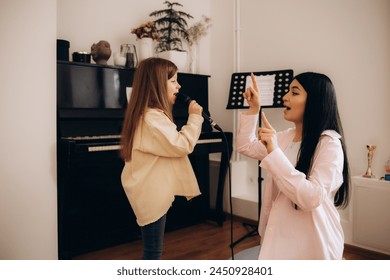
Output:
[158, 50, 187, 72]
[137, 38, 154, 62]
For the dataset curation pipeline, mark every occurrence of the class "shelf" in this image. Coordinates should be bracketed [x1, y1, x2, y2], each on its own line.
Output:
[352, 176, 390, 188]
[352, 175, 390, 254]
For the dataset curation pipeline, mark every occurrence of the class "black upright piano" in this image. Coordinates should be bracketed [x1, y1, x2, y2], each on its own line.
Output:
[57, 61, 232, 259]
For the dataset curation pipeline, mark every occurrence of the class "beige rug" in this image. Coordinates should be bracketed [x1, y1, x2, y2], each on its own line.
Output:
[229, 245, 261, 260]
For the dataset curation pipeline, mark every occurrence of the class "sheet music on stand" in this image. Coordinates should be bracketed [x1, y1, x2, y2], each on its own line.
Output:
[226, 69, 294, 109]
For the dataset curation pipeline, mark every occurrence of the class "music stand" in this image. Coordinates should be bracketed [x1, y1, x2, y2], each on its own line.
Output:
[226, 69, 293, 248]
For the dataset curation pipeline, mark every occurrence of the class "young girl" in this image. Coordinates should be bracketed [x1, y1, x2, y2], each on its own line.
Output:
[236, 72, 350, 259]
[120, 57, 204, 260]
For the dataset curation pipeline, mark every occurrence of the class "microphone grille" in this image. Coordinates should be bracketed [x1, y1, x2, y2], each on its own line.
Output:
[176, 92, 192, 105]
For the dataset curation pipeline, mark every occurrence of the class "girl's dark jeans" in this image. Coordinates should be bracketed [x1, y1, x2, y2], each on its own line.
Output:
[140, 214, 167, 260]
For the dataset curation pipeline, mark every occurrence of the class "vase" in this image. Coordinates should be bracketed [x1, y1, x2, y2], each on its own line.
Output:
[137, 38, 154, 62]
[188, 43, 198, 74]
[158, 50, 187, 72]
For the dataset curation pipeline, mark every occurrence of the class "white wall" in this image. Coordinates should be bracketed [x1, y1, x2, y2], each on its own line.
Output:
[238, 0, 390, 178]
[0, 0, 57, 259]
[210, 0, 236, 134]
[57, 0, 211, 74]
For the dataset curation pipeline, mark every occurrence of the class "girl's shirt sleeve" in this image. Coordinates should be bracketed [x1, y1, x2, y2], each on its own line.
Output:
[138, 109, 204, 158]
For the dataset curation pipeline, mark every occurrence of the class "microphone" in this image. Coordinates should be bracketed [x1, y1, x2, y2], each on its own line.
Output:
[175, 92, 222, 132]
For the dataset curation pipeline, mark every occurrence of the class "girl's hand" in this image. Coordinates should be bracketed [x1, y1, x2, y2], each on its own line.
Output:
[243, 73, 261, 114]
[258, 112, 278, 153]
[188, 100, 203, 115]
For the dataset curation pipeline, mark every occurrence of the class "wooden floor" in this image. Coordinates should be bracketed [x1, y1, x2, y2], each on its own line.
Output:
[73, 216, 389, 260]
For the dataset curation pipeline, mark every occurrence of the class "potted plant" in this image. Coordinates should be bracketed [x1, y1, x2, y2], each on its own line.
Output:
[149, 1, 193, 71]
[131, 21, 159, 62]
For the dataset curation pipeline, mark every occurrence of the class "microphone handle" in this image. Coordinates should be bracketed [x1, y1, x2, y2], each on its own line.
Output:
[201, 112, 222, 132]
[178, 92, 222, 132]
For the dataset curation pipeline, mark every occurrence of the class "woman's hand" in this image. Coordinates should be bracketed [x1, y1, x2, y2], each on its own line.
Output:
[258, 112, 278, 153]
[188, 100, 203, 116]
[243, 73, 261, 115]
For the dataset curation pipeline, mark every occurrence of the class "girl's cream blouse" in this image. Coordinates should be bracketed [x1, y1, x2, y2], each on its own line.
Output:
[121, 108, 203, 226]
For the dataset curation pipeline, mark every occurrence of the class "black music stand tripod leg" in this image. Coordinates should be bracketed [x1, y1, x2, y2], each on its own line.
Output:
[230, 150, 263, 249]
[229, 223, 258, 249]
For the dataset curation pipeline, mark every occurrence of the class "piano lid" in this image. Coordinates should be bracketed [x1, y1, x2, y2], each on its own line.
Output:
[57, 61, 132, 109]
[57, 61, 212, 137]
[57, 62, 131, 138]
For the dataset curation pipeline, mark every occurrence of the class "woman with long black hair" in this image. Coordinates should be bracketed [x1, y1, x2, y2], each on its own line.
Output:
[236, 72, 350, 259]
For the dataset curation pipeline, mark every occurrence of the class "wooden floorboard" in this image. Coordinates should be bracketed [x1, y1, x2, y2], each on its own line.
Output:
[73, 216, 259, 260]
[73, 216, 389, 260]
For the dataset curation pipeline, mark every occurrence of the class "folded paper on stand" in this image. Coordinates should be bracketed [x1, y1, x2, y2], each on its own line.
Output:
[245, 74, 275, 106]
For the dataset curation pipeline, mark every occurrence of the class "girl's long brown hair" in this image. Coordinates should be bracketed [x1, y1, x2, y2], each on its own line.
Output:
[120, 57, 178, 161]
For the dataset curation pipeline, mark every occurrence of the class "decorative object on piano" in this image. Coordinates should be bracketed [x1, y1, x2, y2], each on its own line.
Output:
[137, 37, 154, 62]
[131, 21, 158, 62]
[186, 15, 212, 74]
[384, 157, 390, 181]
[363, 145, 377, 178]
[113, 51, 126, 67]
[90, 40, 112, 65]
[150, 1, 192, 72]
[57, 39, 70, 61]
[114, 44, 138, 68]
[131, 21, 159, 40]
[72, 51, 91, 63]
